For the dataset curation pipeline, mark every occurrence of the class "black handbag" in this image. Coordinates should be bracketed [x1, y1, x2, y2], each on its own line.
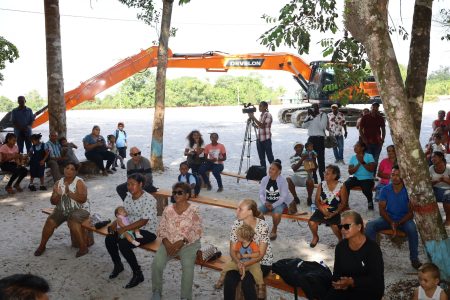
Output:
[246, 165, 266, 181]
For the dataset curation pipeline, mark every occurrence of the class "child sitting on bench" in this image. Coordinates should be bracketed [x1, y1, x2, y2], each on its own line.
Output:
[214, 224, 263, 289]
[114, 206, 143, 247]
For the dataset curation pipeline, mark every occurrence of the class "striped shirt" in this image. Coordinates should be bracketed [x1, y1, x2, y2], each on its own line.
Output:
[289, 154, 308, 177]
[45, 140, 62, 158]
[258, 111, 272, 141]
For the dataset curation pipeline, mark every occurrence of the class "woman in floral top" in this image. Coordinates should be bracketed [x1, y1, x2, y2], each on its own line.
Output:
[223, 199, 273, 300]
[151, 182, 202, 300]
[308, 165, 348, 248]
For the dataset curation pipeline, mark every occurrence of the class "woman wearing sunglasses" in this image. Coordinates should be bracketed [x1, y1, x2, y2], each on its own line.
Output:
[105, 173, 158, 289]
[325, 210, 384, 300]
[151, 182, 203, 300]
[308, 164, 348, 248]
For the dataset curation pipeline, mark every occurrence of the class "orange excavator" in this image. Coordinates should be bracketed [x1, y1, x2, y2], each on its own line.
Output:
[0, 46, 379, 129]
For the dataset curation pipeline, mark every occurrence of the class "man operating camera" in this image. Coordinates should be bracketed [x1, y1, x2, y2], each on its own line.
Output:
[248, 101, 274, 170]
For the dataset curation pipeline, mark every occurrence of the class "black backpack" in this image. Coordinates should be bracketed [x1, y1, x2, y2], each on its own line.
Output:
[272, 258, 332, 300]
[246, 165, 266, 181]
[178, 172, 201, 196]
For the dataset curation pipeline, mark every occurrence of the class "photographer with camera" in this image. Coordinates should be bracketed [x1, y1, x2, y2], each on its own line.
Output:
[247, 101, 274, 170]
[302, 103, 329, 183]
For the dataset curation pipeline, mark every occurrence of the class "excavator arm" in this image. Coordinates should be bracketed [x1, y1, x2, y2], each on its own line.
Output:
[26, 46, 379, 128]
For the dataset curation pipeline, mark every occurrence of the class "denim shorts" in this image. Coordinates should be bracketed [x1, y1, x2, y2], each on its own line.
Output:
[433, 187, 450, 204]
[258, 202, 287, 214]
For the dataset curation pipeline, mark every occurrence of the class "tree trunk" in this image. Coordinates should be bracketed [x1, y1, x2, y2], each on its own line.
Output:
[345, 0, 450, 280]
[405, 0, 432, 136]
[44, 0, 66, 137]
[150, 0, 174, 171]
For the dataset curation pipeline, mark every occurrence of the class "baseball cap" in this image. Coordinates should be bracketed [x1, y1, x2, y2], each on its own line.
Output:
[331, 104, 338, 108]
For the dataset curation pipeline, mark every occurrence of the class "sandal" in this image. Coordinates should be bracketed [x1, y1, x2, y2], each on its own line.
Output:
[269, 232, 277, 241]
[309, 237, 319, 248]
[5, 186, 15, 194]
[75, 248, 89, 258]
[14, 185, 23, 192]
[34, 247, 46, 256]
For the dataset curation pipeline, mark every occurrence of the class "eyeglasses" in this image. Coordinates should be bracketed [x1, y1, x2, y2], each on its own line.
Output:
[338, 223, 354, 230]
[131, 152, 141, 156]
[172, 190, 185, 196]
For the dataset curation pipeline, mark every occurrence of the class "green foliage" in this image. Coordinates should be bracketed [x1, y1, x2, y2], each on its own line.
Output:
[73, 71, 285, 109]
[0, 96, 14, 112]
[24, 90, 46, 111]
[428, 66, 450, 81]
[0, 36, 19, 82]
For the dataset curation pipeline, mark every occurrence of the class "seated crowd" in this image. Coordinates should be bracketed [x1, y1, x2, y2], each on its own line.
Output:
[1, 107, 449, 300]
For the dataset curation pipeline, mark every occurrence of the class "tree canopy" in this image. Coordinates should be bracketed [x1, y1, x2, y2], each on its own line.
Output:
[0, 36, 19, 83]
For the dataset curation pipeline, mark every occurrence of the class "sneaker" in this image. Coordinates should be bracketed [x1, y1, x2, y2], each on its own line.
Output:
[28, 184, 37, 192]
[39, 186, 47, 191]
[368, 202, 374, 210]
[121, 165, 126, 169]
[411, 260, 422, 270]
[111, 167, 117, 172]
[217, 187, 223, 192]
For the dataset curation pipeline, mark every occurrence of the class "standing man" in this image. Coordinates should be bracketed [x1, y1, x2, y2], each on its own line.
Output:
[365, 166, 422, 269]
[328, 104, 348, 164]
[116, 147, 156, 200]
[114, 122, 128, 168]
[11, 96, 35, 153]
[302, 103, 328, 182]
[248, 101, 274, 170]
[359, 102, 386, 174]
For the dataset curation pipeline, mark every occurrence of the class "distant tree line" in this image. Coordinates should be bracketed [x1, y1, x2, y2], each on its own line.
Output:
[1, 67, 449, 112]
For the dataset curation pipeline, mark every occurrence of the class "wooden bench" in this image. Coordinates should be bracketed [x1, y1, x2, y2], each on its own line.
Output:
[151, 189, 311, 222]
[41, 208, 305, 297]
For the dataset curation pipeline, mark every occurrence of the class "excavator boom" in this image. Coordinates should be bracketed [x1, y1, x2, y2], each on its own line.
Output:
[24, 45, 377, 128]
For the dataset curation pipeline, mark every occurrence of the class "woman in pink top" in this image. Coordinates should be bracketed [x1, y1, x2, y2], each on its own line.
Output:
[0, 133, 28, 194]
[374, 145, 396, 202]
[151, 182, 203, 300]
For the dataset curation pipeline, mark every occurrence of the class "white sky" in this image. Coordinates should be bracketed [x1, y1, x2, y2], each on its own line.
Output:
[0, 0, 449, 101]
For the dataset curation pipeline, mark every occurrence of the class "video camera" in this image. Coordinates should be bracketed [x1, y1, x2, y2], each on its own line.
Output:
[242, 103, 257, 114]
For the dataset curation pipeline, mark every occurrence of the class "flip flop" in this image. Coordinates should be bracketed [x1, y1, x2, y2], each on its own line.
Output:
[34, 247, 45, 256]
[269, 232, 277, 241]
[309, 237, 319, 248]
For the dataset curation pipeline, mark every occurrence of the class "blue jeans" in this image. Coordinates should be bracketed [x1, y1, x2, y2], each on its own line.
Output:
[366, 217, 419, 261]
[366, 143, 383, 174]
[256, 139, 274, 169]
[14, 128, 32, 154]
[199, 162, 224, 188]
[332, 135, 344, 161]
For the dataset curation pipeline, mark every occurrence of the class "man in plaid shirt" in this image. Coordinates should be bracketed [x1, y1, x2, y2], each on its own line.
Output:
[248, 101, 274, 170]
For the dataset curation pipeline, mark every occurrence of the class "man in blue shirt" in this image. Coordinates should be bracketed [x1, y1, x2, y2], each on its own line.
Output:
[11, 96, 35, 153]
[366, 165, 421, 269]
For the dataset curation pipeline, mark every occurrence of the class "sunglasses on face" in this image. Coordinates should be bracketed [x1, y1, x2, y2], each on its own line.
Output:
[338, 223, 353, 230]
[172, 190, 185, 196]
[131, 152, 141, 156]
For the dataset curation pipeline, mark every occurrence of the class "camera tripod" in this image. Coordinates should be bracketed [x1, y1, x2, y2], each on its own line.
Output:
[237, 117, 258, 182]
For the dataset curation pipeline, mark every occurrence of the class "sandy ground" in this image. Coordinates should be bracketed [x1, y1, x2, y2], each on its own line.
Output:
[1, 100, 449, 300]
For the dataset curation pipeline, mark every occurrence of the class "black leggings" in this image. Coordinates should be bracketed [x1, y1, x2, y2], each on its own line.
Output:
[345, 177, 374, 203]
[105, 229, 156, 273]
[85, 150, 115, 171]
[224, 264, 271, 300]
[0, 162, 28, 187]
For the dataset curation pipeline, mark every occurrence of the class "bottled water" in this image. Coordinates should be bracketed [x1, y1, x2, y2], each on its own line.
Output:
[310, 203, 317, 213]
